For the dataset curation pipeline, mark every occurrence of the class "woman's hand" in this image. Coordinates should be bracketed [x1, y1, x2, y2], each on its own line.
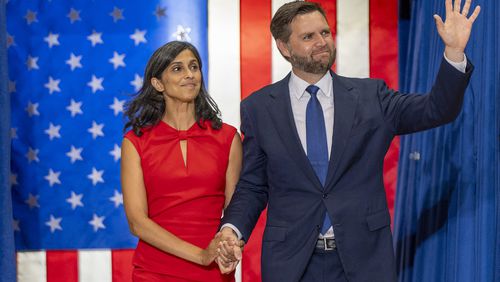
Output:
[215, 239, 245, 274]
[199, 232, 223, 266]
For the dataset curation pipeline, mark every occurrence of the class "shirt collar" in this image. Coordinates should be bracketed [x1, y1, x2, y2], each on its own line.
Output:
[289, 70, 333, 100]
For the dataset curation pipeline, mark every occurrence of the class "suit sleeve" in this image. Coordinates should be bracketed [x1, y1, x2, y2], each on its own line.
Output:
[221, 101, 269, 241]
[378, 58, 474, 135]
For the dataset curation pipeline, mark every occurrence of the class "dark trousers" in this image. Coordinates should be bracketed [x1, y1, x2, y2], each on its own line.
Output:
[300, 248, 348, 282]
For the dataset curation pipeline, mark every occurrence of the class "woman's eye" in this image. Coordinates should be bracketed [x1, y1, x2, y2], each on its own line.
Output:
[191, 65, 199, 71]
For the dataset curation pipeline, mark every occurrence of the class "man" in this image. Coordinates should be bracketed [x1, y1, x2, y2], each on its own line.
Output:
[218, 1, 480, 281]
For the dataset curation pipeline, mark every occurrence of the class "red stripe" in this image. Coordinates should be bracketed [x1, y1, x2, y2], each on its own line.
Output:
[369, 0, 399, 222]
[112, 250, 134, 282]
[46, 251, 78, 282]
[313, 0, 337, 71]
[240, 0, 272, 99]
[240, 1, 271, 281]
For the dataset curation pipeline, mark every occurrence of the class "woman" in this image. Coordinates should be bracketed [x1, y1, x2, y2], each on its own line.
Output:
[121, 41, 242, 281]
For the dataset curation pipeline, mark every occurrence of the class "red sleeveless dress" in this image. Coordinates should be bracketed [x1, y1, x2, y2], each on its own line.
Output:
[124, 120, 236, 282]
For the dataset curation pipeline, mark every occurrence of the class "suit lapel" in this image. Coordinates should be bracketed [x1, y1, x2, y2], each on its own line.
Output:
[266, 74, 324, 191]
[325, 73, 358, 190]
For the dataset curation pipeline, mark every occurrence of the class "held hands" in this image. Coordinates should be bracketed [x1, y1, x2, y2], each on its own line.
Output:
[434, 0, 481, 62]
[215, 227, 244, 274]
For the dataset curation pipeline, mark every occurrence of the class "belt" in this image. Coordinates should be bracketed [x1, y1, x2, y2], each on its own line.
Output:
[315, 238, 336, 251]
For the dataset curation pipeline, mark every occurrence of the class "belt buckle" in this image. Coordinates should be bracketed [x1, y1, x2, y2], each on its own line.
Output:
[323, 238, 334, 251]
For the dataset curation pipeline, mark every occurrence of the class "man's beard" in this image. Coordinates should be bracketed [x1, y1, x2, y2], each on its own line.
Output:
[289, 47, 336, 74]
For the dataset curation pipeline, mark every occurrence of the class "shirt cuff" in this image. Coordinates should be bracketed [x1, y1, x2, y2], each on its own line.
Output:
[220, 223, 243, 240]
[444, 52, 467, 73]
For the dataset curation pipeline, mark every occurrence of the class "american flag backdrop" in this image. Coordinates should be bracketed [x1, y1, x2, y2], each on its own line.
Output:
[7, 0, 399, 281]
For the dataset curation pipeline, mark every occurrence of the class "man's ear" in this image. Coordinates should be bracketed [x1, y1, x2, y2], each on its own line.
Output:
[276, 39, 291, 59]
[151, 77, 164, 92]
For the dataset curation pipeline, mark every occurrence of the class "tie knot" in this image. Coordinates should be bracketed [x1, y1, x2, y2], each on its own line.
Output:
[306, 85, 320, 96]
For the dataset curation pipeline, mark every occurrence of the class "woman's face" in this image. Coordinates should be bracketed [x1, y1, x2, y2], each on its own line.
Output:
[152, 49, 201, 103]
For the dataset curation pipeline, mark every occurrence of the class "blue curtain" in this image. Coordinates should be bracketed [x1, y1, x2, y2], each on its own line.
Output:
[0, 0, 15, 281]
[395, 0, 499, 281]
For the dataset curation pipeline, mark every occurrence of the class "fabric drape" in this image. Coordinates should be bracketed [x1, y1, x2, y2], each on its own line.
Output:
[0, 0, 16, 281]
[395, 0, 499, 281]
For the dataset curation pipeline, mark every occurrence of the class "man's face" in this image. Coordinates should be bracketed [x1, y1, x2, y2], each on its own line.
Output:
[278, 11, 336, 75]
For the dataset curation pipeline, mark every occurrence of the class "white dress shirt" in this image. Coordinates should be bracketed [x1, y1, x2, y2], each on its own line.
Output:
[288, 71, 336, 238]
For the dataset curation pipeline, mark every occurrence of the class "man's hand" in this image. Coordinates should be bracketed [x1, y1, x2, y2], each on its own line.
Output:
[215, 227, 244, 274]
[434, 0, 481, 62]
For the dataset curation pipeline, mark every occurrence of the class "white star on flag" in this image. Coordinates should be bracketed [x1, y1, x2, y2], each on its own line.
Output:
[130, 29, 147, 46]
[44, 76, 61, 94]
[24, 10, 38, 25]
[67, 8, 81, 23]
[25, 101, 40, 117]
[46, 215, 63, 233]
[109, 7, 124, 22]
[8, 80, 16, 93]
[87, 30, 103, 47]
[110, 97, 125, 116]
[109, 51, 126, 69]
[172, 25, 191, 42]
[10, 173, 18, 187]
[87, 167, 104, 186]
[66, 99, 83, 117]
[65, 53, 83, 71]
[109, 190, 123, 208]
[25, 147, 40, 163]
[45, 169, 62, 187]
[26, 55, 39, 70]
[130, 74, 143, 92]
[44, 123, 62, 140]
[89, 214, 106, 232]
[109, 144, 121, 162]
[66, 145, 83, 163]
[43, 32, 60, 48]
[25, 193, 40, 209]
[13, 219, 20, 232]
[7, 33, 15, 48]
[10, 128, 17, 139]
[66, 191, 84, 210]
[87, 75, 104, 93]
[88, 121, 104, 139]
[154, 5, 167, 20]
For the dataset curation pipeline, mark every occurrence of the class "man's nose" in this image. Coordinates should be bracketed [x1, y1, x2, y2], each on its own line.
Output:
[315, 34, 327, 46]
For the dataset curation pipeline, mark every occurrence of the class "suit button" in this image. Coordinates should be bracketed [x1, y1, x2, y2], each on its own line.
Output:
[323, 193, 328, 199]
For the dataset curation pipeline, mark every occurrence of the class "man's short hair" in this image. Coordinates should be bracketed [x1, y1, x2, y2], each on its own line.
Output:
[270, 1, 328, 43]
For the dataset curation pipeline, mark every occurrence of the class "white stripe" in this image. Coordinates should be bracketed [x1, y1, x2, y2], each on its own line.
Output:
[271, 0, 293, 83]
[336, 0, 370, 77]
[208, 0, 241, 129]
[78, 250, 111, 282]
[17, 251, 47, 282]
[209, 4, 242, 282]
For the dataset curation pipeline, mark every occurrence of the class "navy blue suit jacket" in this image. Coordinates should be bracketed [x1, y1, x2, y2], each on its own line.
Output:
[222, 59, 473, 282]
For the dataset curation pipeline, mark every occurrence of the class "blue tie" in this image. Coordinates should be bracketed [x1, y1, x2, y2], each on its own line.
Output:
[305, 85, 332, 235]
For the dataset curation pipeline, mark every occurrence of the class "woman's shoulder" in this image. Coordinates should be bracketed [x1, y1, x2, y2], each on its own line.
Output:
[123, 124, 157, 141]
[221, 122, 237, 134]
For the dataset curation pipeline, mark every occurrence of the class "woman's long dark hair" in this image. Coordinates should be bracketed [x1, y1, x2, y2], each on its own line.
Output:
[124, 41, 222, 136]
